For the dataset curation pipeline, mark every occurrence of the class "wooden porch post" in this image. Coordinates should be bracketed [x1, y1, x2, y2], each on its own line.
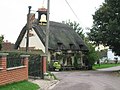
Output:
[80, 51, 84, 66]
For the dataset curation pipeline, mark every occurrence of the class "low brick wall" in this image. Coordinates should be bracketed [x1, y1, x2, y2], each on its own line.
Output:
[0, 53, 29, 86]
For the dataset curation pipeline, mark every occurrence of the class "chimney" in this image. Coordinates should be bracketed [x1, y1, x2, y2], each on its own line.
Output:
[6, 40, 8, 43]
[37, 7, 47, 25]
[29, 13, 35, 29]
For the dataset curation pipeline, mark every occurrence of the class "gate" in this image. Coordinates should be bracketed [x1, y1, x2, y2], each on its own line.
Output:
[29, 55, 42, 78]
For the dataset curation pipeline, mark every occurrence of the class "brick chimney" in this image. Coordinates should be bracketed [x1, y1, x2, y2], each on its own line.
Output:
[29, 13, 35, 29]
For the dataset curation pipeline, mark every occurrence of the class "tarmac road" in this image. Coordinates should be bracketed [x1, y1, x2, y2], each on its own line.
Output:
[51, 71, 120, 90]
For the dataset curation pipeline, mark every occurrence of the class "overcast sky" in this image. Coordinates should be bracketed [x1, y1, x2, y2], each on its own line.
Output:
[0, 0, 104, 43]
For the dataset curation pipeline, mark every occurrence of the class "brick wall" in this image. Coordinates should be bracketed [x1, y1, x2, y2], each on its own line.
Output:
[0, 53, 29, 86]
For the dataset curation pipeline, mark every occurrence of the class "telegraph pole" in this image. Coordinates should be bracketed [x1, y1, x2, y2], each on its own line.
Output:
[45, 0, 50, 55]
[41, 0, 50, 78]
[26, 6, 32, 52]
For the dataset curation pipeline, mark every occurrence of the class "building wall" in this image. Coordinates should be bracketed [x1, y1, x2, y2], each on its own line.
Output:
[20, 28, 45, 53]
[0, 54, 28, 86]
[107, 49, 120, 60]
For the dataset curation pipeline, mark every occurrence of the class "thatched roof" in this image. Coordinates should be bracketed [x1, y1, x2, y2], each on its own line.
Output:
[15, 21, 88, 51]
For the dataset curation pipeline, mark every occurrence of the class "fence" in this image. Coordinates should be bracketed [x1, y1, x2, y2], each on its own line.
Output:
[0, 53, 29, 86]
[7, 57, 24, 68]
[29, 55, 41, 78]
[28, 55, 47, 79]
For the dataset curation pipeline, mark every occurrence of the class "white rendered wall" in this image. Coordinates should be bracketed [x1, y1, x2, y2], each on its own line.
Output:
[19, 28, 45, 53]
[107, 49, 120, 60]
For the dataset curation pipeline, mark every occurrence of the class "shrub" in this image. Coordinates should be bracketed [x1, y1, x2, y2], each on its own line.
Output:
[53, 62, 61, 70]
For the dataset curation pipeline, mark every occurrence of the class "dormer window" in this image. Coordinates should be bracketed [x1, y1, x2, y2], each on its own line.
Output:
[79, 44, 83, 50]
[57, 42, 63, 51]
[69, 44, 74, 50]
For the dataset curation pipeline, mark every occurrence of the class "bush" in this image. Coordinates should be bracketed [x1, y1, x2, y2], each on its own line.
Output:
[53, 62, 61, 70]
[0, 51, 41, 67]
[85, 43, 99, 67]
[44, 71, 58, 80]
[73, 56, 79, 69]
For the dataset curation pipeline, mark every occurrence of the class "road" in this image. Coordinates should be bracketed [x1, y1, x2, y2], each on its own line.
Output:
[51, 71, 120, 90]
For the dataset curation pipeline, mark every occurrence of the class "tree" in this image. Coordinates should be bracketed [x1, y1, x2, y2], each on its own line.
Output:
[62, 20, 84, 39]
[88, 0, 120, 55]
[0, 35, 4, 50]
[85, 37, 99, 69]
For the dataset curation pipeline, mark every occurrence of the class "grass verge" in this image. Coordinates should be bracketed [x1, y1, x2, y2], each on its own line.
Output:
[0, 80, 40, 90]
[93, 63, 120, 70]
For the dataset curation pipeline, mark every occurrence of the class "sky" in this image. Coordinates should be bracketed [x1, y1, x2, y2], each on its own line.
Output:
[0, 0, 105, 43]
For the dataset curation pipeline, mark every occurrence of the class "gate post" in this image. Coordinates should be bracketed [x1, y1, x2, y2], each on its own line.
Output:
[41, 55, 47, 79]
[20, 55, 30, 79]
[0, 53, 8, 71]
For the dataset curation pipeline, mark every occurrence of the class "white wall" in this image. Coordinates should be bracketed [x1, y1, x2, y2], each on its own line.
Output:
[107, 49, 120, 60]
[19, 28, 45, 53]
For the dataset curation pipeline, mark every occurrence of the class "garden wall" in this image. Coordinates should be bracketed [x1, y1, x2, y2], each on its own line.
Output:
[0, 53, 29, 86]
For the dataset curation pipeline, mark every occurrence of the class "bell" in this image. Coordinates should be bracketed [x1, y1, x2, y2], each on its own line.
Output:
[40, 14, 47, 24]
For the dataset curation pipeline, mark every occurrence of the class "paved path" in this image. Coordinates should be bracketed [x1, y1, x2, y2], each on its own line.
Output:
[29, 79, 58, 90]
[97, 66, 120, 71]
[51, 71, 120, 90]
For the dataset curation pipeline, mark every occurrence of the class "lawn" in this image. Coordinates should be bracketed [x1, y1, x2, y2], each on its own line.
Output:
[0, 81, 40, 90]
[93, 63, 120, 70]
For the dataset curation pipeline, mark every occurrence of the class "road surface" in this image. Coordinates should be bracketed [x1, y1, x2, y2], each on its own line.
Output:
[51, 71, 120, 90]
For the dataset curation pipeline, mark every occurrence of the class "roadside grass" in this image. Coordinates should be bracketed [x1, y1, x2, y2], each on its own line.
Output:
[93, 63, 120, 70]
[0, 80, 40, 90]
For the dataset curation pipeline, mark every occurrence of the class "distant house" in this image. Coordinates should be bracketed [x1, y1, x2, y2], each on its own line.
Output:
[107, 49, 119, 60]
[1, 40, 15, 51]
[98, 47, 120, 63]
[14, 7, 88, 69]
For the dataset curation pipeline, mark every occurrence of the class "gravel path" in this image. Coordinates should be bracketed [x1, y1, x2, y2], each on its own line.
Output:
[29, 79, 58, 90]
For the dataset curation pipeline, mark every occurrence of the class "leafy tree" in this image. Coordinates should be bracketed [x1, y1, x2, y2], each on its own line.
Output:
[88, 0, 120, 55]
[0, 35, 4, 50]
[62, 20, 84, 39]
[85, 37, 99, 69]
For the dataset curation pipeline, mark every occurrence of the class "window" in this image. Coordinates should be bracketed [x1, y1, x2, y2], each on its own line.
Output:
[79, 44, 83, 50]
[69, 44, 74, 50]
[57, 42, 63, 50]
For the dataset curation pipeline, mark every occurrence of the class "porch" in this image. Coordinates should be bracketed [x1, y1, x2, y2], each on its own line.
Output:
[48, 51, 87, 71]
